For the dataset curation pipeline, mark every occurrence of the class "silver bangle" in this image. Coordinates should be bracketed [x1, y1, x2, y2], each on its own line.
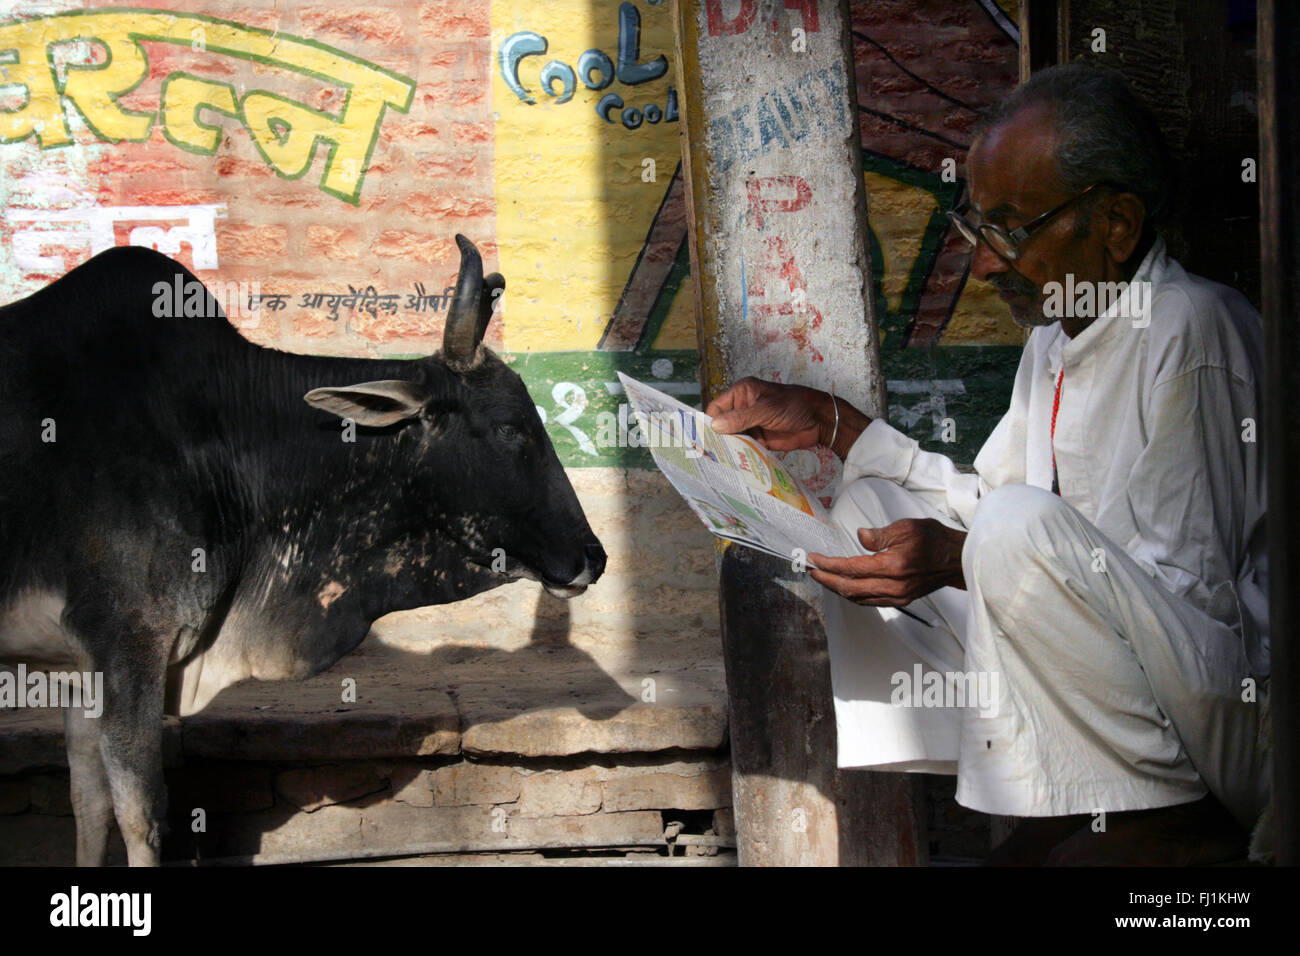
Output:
[829, 383, 839, 451]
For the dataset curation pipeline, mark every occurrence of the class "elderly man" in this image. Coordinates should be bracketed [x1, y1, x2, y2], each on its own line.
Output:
[706, 64, 1269, 865]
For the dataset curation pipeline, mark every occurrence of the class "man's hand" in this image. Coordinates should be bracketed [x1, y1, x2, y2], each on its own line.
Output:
[808, 519, 968, 606]
[706, 376, 872, 461]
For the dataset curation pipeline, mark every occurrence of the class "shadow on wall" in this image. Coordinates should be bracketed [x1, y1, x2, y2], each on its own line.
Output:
[161, 604, 641, 864]
[0, 605, 642, 866]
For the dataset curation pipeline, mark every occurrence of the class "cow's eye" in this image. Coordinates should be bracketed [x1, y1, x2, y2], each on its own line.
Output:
[495, 423, 522, 443]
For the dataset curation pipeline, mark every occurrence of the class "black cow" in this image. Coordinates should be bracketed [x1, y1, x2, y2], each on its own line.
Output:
[0, 236, 605, 865]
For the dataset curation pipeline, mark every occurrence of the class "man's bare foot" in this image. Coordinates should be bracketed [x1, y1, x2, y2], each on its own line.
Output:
[1044, 795, 1246, 866]
[983, 814, 1091, 866]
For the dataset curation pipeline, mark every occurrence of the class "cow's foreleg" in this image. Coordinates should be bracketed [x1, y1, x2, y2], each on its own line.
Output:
[98, 668, 169, 867]
[64, 705, 114, 866]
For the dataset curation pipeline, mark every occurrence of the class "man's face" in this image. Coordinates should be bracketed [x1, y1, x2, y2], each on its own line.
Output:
[966, 104, 1107, 331]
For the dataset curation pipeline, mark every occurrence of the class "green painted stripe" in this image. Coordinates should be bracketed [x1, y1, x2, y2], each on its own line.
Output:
[494, 346, 1020, 468]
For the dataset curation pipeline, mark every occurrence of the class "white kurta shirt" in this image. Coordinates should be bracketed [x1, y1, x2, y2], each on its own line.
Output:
[839, 237, 1269, 678]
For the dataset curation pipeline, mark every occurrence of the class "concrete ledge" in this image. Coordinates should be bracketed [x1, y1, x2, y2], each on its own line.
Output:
[0, 642, 731, 865]
[0, 641, 727, 773]
[0, 710, 183, 776]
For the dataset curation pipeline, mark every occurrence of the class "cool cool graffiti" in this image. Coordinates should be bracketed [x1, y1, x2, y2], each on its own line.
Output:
[499, 1, 678, 130]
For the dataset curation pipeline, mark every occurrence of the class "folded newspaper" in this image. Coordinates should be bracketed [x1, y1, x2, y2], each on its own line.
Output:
[618, 372, 859, 567]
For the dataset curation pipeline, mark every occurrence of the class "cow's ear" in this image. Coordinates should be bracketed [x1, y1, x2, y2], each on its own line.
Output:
[303, 380, 428, 427]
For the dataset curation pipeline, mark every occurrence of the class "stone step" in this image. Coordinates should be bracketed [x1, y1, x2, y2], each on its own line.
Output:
[0, 641, 731, 865]
[0, 639, 728, 774]
[0, 757, 737, 865]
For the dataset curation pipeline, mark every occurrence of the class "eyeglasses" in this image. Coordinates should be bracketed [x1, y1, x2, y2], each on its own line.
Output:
[946, 183, 1106, 262]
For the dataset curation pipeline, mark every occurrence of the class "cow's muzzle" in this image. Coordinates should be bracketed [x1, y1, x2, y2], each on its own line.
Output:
[541, 541, 606, 599]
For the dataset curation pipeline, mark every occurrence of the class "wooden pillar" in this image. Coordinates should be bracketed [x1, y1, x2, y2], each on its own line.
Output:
[1258, 0, 1299, 867]
[673, 0, 923, 865]
[1019, 0, 1067, 79]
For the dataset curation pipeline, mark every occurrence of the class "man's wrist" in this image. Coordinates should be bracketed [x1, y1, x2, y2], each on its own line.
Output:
[943, 527, 968, 591]
[819, 391, 871, 460]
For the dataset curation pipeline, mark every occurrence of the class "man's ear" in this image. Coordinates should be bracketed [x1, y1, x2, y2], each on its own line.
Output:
[1102, 191, 1148, 266]
[303, 380, 428, 427]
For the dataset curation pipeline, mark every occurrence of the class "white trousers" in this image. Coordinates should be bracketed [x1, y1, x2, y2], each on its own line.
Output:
[824, 477, 1269, 829]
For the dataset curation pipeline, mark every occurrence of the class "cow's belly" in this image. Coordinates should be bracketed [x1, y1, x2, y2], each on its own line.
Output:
[0, 590, 81, 667]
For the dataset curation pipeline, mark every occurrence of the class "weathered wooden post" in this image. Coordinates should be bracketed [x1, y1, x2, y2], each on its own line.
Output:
[1259, 0, 1299, 866]
[673, 0, 925, 865]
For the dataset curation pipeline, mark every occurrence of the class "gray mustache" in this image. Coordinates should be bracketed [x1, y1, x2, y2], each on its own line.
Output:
[989, 274, 1039, 298]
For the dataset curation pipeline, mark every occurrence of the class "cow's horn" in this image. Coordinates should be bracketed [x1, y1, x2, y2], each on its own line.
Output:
[444, 234, 483, 363]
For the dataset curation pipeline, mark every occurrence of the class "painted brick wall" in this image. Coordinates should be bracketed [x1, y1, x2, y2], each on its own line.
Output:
[0, 0, 1025, 673]
[1, 1, 499, 358]
[853, 0, 1021, 348]
[850, 0, 1024, 465]
[0, 0, 716, 681]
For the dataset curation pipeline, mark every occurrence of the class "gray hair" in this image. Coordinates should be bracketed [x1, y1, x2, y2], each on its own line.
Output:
[975, 64, 1173, 230]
